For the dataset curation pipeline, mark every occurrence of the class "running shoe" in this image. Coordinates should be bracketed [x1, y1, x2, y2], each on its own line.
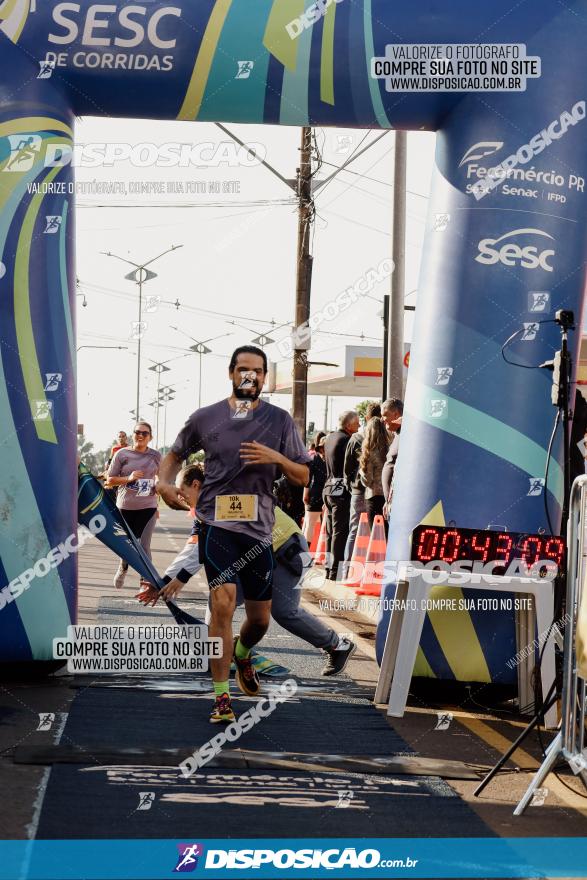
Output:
[321, 639, 356, 676]
[233, 636, 261, 697]
[113, 562, 127, 589]
[209, 693, 235, 724]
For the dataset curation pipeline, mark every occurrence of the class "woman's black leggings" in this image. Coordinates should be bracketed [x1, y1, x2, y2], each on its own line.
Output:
[119, 507, 157, 570]
[365, 495, 388, 537]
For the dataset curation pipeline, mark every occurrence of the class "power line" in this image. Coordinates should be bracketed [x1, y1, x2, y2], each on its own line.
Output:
[77, 279, 291, 327]
[314, 130, 391, 200]
[77, 198, 296, 210]
[319, 160, 429, 201]
[77, 205, 287, 233]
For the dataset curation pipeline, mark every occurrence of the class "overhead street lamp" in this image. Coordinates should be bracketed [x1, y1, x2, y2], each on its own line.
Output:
[171, 327, 232, 408]
[148, 360, 171, 447]
[102, 244, 183, 421]
[159, 385, 176, 451]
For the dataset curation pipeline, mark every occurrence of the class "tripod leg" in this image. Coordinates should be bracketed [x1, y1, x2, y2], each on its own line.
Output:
[473, 686, 558, 797]
[513, 731, 563, 815]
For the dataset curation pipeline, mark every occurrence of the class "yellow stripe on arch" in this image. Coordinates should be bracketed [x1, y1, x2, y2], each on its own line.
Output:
[263, 0, 304, 72]
[0, 117, 73, 141]
[320, 0, 336, 104]
[177, 0, 233, 121]
[414, 646, 436, 678]
[14, 165, 62, 444]
[0, 0, 19, 20]
[411, 499, 492, 683]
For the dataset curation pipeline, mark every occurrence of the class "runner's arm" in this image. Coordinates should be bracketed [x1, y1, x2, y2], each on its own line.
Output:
[279, 455, 310, 487]
[164, 537, 202, 582]
[107, 451, 142, 486]
[240, 441, 309, 486]
[137, 534, 201, 606]
[157, 451, 189, 510]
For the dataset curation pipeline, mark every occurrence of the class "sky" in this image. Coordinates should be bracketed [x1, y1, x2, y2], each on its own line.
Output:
[74, 119, 436, 451]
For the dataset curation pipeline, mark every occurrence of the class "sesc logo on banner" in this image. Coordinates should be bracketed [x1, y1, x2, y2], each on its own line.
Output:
[475, 228, 555, 271]
[42, 3, 183, 72]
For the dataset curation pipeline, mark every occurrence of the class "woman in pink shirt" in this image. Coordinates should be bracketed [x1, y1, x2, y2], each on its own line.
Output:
[107, 421, 161, 589]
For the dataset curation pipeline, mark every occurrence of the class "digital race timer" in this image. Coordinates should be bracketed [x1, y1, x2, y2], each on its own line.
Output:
[410, 525, 566, 570]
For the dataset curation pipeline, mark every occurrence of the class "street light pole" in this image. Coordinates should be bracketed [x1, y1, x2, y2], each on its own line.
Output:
[386, 131, 407, 400]
[195, 346, 208, 408]
[148, 361, 171, 447]
[170, 327, 232, 409]
[102, 244, 183, 421]
[159, 386, 175, 451]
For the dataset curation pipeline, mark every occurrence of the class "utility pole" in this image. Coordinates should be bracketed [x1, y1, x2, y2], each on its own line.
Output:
[292, 126, 313, 442]
[385, 131, 407, 400]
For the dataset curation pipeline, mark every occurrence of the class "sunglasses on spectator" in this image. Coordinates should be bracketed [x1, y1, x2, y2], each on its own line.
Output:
[134, 430, 150, 437]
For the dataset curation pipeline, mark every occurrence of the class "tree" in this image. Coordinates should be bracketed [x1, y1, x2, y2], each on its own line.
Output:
[77, 434, 110, 474]
[356, 399, 380, 425]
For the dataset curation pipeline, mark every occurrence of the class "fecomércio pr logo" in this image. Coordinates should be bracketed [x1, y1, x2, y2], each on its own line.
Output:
[174, 843, 204, 873]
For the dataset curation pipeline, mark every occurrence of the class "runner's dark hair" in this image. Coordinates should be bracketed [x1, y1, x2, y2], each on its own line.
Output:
[179, 463, 205, 485]
[229, 345, 267, 373]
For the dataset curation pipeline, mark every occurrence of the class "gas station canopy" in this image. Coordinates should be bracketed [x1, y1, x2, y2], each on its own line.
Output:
[268, 345, 409, 397]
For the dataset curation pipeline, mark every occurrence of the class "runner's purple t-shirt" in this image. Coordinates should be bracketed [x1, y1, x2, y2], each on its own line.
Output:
[171, 399, 310, 539]
[108, 447, 161, 510]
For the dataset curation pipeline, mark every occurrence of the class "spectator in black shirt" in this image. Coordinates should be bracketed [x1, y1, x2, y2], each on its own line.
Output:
[323, 410, 359, 580]
[343, 402, 381, 568]
[303, 435, 327, 542]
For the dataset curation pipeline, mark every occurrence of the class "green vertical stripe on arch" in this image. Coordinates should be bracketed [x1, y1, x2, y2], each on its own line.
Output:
[320, 0, 336, 105]
[280, 0, 313, 123]
[408, 379, 564, 502]
[0, 125, 72, 657]
[58, 199, 75, 374]
[14, 164, 62, 444]
[263, 0, 304, 72]
[177, 0, 233, 121]
[199, 0, 272, 122]
[363, 0, 391, 127]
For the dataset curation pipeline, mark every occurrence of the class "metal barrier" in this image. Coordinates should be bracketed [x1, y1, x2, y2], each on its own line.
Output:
[514, 475, 587, 815]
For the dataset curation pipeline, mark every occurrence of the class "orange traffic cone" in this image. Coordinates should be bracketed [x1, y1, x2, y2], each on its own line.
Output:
[355, 515, 388, 596]
[313, 510, 329, 565]
[342, 512, 370, 587]
[309, 517, 322, 555]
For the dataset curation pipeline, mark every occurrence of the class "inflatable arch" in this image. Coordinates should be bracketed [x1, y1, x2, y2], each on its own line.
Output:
[1, 0, 586, 683]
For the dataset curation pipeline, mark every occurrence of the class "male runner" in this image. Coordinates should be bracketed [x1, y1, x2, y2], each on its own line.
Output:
[158, 345, 310, 723]
[141, 464, 356, 679]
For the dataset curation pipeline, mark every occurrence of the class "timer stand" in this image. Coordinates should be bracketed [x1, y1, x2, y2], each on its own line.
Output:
[375, 563, 559, 730]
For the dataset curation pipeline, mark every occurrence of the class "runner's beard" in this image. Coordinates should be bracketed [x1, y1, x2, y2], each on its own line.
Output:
[233, 380, 261, 401]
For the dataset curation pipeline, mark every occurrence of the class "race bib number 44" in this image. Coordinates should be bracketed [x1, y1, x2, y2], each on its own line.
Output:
[214, 495, 258, 522]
